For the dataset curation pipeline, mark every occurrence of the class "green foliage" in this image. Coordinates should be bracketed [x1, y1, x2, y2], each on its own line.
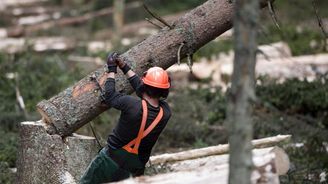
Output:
[155, 86, 227, 151]
[194, 40, 233, 59]
[0, 131, 18, 167]
[0, 52, 82, 114]
[93, 0, 112, 11]
[0, 162, 15, 184]
[256, 75, 328, 127]
[259, 26, 324, 56]
[0, 52, 82, 169]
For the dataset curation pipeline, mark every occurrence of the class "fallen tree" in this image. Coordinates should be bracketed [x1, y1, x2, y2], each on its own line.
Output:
[36, 0, 275, 137]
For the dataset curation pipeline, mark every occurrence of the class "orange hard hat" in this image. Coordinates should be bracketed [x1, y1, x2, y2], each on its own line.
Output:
[142, 67, 170, 89]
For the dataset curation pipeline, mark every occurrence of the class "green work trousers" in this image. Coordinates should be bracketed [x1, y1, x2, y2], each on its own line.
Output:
[80, 147, 145, 184]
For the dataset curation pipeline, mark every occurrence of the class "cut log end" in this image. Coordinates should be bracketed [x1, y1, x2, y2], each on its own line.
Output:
[271, 146, 290, 175]
[36, 99, 67, 136]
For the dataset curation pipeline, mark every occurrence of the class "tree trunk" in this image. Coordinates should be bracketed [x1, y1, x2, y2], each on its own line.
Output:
[226, 0, 259, 183]
[16, 121, 98, 184]
[113, 0, 125, 48]
[36, 0, 274, 137]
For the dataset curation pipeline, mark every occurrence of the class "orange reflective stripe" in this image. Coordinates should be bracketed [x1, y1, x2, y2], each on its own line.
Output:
[123, 100, 148, 154]
[124, 108, 163, 148]
[123, 100, 163, 154]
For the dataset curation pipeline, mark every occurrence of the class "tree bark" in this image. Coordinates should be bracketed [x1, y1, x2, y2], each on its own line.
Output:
[36, 0, 274, 137]
[16, 121, 98, 184]
[149, 135, 291, 165]
[226, 0, 259, 183]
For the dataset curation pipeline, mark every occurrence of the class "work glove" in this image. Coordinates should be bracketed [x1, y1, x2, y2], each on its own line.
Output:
[115, 57, 126, 68]
[116, 57, 131, 74]
[107, 52, 118, 73]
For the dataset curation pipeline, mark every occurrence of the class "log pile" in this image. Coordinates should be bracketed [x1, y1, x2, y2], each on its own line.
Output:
[0, 2, 142, 38]
[168, 42, 328, 89]
[0, 37, 114, 54]
[112, 135, 291, 184]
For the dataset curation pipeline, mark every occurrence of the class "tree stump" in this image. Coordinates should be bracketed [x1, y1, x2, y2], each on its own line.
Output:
[16, 121, 98, 184]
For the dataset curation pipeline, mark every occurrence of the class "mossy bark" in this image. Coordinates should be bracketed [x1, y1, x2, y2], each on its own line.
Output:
[37, 0, 274, 137]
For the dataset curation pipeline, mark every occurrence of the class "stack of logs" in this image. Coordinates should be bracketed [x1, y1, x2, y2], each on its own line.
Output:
[115, 135, 291, 184]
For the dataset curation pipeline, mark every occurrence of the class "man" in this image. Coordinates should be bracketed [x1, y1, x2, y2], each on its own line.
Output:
[80, 53, 172, 184]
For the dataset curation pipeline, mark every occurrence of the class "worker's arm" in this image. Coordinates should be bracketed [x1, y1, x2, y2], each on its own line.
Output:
[116, 57, 143, 97]
[103, 53, 136, 111]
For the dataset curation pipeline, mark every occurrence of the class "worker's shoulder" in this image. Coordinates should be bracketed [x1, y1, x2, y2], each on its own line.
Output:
[159, 100, 171, 117]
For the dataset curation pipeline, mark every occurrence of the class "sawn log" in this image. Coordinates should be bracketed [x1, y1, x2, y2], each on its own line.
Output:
[115, 146, 289, 184]
[149, 135, 291, 165]
[37, 0, 275, 137]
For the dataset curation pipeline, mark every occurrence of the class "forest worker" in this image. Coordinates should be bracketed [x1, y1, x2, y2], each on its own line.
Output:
[80, 53, 172, 184]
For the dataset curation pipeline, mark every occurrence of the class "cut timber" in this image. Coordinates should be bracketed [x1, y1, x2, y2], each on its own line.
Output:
[0, 0, 48, 10]
[2, 2, 141, 37]
[36, 0, 275, 137]
[16, 121, 98, 184]
[0, 37, 113, 54]
[7, 6, 59, 17]
[149, 135, 291, 165]
[168, 52, 328, 90]
[0, 37, 75, 53]
[115, 146, 289, 184]
[159, 146, 289, 176]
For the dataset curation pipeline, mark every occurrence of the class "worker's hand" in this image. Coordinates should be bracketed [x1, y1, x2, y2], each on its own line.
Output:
[107, 52, 118, 73]
[116, 56, 131, 74]
[115, 57, 126, 69]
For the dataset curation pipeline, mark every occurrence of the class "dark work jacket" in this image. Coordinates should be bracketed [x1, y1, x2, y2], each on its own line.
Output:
[104, 74, 171, 164]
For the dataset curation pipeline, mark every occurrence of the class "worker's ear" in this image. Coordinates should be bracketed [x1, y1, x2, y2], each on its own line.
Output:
[136, 83, 145, 98]
[142, 71, 147, 78]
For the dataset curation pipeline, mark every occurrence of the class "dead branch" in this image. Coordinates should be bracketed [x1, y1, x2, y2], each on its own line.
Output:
[267, 1, 281, 30]
[312, 0, 328, 51]
[143, 3, 173, 29]
[145, 18, 163, 29]
[177, 42, 185, 65]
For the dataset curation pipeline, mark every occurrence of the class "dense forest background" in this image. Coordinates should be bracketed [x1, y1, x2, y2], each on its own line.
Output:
[0, 0, 327, 183]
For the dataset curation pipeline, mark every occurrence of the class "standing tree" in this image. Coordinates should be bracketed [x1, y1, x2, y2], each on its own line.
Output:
[113, 0, 125, 48]
[226, 0, 259, 183]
